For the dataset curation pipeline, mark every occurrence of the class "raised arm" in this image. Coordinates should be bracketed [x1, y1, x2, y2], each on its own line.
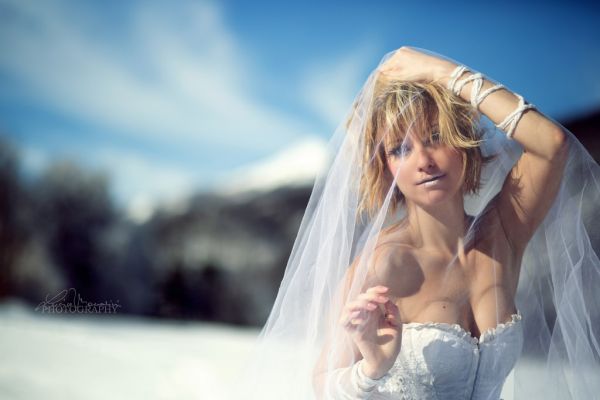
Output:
[378, 46, 569, 253]
[435, 61, 569, 253]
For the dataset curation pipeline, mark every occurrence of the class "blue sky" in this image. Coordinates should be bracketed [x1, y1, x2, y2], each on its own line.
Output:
[1, 0, 599, 220]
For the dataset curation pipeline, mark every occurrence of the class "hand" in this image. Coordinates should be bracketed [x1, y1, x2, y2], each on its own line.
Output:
[339, 285, 402, 379]
[377, 46, 457, 85]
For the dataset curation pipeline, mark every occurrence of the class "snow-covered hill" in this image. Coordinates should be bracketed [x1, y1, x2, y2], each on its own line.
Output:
[213, 136, 330, 195]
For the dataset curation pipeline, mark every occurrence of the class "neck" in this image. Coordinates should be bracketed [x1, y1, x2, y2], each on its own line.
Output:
[405, 193, 468, 255]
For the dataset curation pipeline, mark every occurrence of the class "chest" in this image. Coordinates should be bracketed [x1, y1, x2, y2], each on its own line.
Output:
[394, 219, 521, 329]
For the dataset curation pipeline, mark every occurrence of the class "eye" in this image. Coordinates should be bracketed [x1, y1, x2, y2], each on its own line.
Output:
[425, 131, 441, 146]
[388, 143, 412, 158]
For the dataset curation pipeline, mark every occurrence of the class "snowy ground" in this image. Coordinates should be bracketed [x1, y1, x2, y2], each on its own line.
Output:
[0, 300, 259, 400]
[3, 299, 598, 400]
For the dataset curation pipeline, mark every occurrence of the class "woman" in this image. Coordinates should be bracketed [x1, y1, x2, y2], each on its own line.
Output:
[238, 47, 600, 400]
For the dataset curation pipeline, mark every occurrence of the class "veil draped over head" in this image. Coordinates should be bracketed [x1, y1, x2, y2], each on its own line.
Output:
[234, 47, 600, 400]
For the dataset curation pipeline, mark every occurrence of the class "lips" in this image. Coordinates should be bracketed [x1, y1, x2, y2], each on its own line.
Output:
[417, 173, 446, 185]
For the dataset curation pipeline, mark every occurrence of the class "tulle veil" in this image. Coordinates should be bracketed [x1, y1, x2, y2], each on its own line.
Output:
[231, 47, 600, 400]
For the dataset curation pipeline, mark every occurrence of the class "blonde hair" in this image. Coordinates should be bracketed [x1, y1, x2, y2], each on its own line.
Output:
[357, 79, 494, 218]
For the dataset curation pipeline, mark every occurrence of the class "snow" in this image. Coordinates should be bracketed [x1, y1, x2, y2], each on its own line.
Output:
[0, 300, 259, 400]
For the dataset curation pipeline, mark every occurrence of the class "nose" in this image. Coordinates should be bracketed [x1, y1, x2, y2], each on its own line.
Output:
[416, 147, 436, 172]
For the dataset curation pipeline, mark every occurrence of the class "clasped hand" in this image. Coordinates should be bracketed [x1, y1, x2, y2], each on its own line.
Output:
[377, 46, 457, 85]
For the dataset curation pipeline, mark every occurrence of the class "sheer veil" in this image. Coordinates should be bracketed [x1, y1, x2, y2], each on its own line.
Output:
[233, 47, 600, 399]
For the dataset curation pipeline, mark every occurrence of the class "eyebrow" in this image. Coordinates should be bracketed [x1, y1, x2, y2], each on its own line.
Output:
[385, 126, 440, 149]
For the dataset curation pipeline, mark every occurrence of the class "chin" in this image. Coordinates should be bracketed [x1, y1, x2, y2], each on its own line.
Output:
[411, 189, 461, 208]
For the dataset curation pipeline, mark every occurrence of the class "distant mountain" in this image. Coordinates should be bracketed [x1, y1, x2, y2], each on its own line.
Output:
[212, 136, 330, 196]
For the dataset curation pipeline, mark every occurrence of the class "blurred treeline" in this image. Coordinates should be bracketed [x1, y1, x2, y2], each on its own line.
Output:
[0, 109, 599, 327]
[0, 136, 310, 326]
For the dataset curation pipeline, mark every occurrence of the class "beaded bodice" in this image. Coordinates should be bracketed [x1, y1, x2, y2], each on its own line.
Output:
[370, 312, 524, 400]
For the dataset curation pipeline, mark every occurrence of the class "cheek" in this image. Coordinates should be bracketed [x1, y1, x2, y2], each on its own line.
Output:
[444, 151, 466, 187]
[452, 152, 465, 176]
[387, 159, 412, 188]
[440, 149, 463, 171]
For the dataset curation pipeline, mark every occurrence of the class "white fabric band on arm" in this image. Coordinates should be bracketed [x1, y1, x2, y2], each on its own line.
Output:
[454, 72, 483, 98]
[447, 65, 470, 96]
[495, 93, 537, 138]
[446, 65, 536, 139]
[473, 83, 505, 108]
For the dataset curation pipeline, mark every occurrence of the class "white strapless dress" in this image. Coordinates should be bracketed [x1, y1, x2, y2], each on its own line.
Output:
[371, 311, 524, 400]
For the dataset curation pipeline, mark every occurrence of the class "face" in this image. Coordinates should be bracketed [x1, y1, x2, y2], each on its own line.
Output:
[384, 123, 465, 208]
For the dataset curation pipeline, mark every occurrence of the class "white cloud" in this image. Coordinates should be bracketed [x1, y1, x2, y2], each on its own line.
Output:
[0, 0, 310, 154]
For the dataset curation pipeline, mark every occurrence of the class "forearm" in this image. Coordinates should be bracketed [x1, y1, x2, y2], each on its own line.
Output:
[436, 64, 567, 160]
[313, 361, 381, 400]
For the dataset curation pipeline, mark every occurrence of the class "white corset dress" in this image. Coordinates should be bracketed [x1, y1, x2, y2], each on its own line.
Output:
[370, 312, 524, 400]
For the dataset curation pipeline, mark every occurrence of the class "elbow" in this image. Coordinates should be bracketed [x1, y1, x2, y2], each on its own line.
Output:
[549, 127, 569, 161]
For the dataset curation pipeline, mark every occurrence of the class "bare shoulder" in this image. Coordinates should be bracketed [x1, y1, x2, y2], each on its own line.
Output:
[369, 226, 423, 298]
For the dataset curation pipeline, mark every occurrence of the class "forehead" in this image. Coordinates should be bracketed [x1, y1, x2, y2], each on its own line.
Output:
[380, 115, 439, 148]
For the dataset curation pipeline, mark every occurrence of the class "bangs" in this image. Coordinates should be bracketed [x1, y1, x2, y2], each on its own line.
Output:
[377, 106, 441, 153]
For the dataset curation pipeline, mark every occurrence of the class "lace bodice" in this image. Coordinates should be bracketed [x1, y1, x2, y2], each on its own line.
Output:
[370, 312, 524, 400]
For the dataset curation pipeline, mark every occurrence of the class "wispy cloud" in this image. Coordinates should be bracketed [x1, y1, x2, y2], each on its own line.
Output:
[0, 0, 311, 153]
[299, 43, 379, 129]
[0, 0, 375, 218]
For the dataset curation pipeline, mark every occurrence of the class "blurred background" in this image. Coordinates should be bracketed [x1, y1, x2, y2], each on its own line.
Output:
[0, 0, 599, 399]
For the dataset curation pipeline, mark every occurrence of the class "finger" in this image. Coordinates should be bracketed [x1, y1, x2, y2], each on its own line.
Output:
[346, 310, 364, 325]
[346, 299, 378, 313]
[342, 311, 372, 330]
[341, 313, 361, 329]
[365, 286, 389, 294]
[343, 304, 381, 327]
[357, 292, 389, 304]
[339, 305, 370, 327]
[350, 315, 368, 325]
[340, 304, 375, 328]
[361, 287, 389, 297]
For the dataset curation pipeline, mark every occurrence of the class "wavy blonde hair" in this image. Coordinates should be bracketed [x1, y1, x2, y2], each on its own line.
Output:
[356, 78, 494, 218]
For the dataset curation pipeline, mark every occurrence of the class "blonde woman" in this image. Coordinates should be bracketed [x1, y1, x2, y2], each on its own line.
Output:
[241, 47, 600, 400]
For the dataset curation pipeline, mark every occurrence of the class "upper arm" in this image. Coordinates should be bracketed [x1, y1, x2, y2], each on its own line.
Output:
[496, 129, 569, 252]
